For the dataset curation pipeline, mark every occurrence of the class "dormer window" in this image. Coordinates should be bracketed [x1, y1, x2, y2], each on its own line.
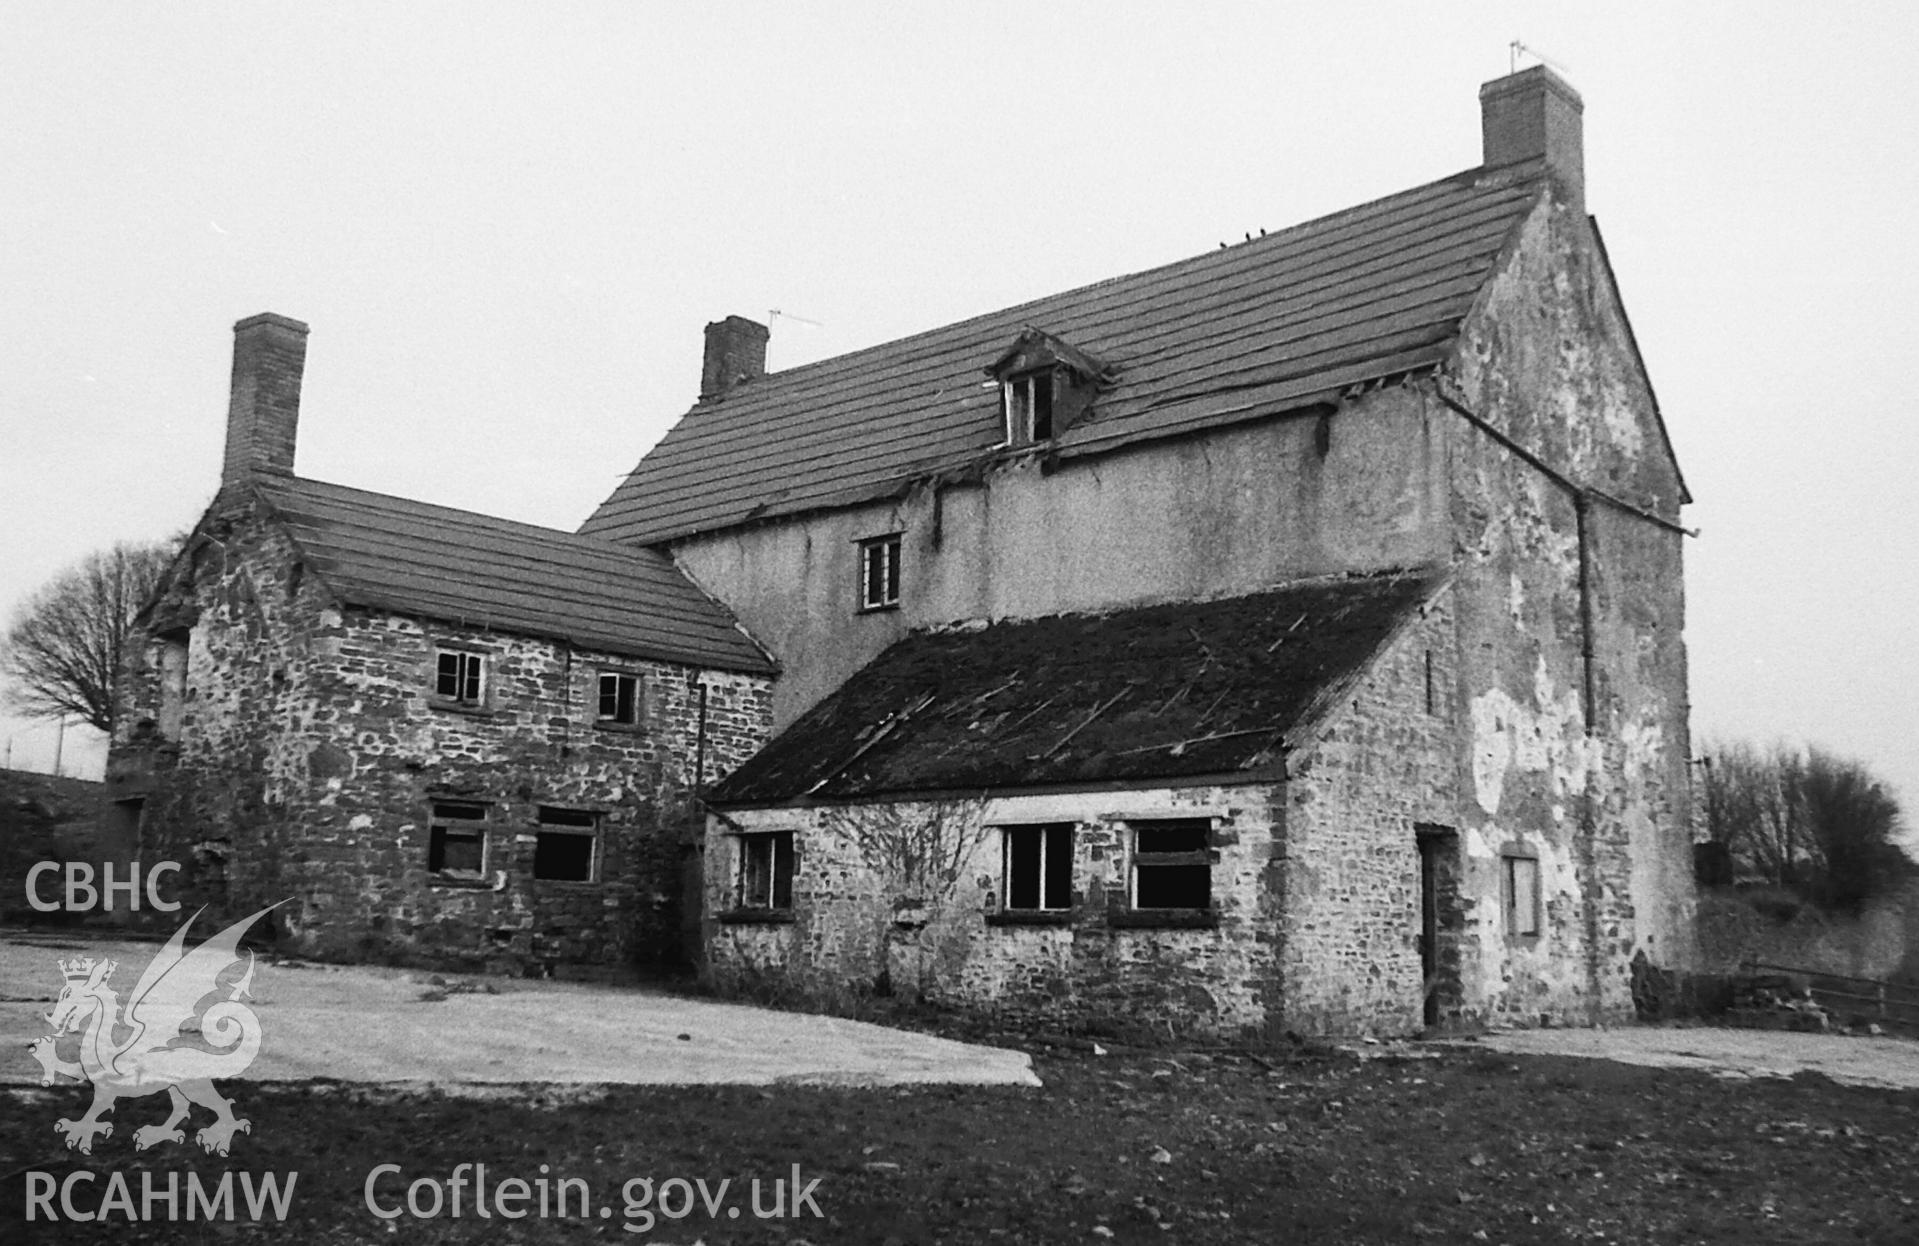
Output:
[987, 327, 1105, 448]
[1003, 370, 1056, 444]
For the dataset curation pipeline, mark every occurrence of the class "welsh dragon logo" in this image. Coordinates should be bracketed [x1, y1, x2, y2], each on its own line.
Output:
[26, 904, 278, 1157]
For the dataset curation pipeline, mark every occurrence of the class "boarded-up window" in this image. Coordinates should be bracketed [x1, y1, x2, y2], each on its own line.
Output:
[535, 807, 598, 882]
[157, 634, 189, 740]
[739, 831, 795, 910]
[1503, 854, 1541, 937]
[428, 802, 488, 878]
[1130, 819, 1213, 910]
[1002, 823, 1073, 911]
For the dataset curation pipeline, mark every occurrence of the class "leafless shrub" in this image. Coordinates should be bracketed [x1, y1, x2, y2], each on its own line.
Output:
[1701, 739, 1911, 913]
[827, 797, 990, 906]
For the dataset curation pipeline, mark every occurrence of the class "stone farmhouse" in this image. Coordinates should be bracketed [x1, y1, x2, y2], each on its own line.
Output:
[108, 65, 1696, 1034]
[108, 313, 774, 971]
[585, 65, 1696, 1036]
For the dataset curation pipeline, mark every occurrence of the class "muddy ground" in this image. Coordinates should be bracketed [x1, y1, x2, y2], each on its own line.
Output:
[6, 1036, 1919, 1244]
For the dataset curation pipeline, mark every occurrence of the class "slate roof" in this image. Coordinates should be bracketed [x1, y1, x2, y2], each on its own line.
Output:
[584, 162, 1549, 546]
[707, 570, 1445, 805]
[253, 476, 772, 673]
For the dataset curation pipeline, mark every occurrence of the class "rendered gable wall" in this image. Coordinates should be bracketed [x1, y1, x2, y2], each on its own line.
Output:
[1438, 190, 1697, 1019]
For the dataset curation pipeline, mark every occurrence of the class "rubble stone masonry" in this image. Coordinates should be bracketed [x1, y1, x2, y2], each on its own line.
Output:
[110, 488, 771, 972]
[707, 785, 1286, 1036]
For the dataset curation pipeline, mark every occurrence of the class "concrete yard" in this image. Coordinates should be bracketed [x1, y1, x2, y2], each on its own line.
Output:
[0, 931, 1040, 1089]
[1466, 1023, 1919, 1091]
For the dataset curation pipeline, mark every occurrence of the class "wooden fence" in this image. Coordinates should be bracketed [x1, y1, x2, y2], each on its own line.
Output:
[1744, 960, 1919, 1029]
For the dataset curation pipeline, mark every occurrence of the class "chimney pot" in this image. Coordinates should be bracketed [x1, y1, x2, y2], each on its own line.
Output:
[700, 316, 769, 401]
[222, 312, 309, 484]
[1480, 65, 1585, 212]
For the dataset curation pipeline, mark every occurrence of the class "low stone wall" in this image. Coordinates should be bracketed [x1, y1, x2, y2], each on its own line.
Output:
[1695, 886, 1918, 982]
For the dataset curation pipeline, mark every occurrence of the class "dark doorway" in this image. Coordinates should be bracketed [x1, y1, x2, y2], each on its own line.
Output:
[101, 797, 145, 862]
[676, 842, 705, 968]
[1415, 825, 1462, 1028]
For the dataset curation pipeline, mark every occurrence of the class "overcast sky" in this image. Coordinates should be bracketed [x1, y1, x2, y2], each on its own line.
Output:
[3, 3, 1915, 829]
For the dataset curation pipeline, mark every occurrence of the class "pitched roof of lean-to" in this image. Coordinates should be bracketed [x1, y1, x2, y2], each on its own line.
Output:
[708, 569, 1444, 804]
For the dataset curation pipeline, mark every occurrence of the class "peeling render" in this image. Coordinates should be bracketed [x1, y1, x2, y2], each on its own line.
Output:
[697, 164, 1696, 1037]
[1468, 658, 1593, 815]
[100, 71, 1696, 1038]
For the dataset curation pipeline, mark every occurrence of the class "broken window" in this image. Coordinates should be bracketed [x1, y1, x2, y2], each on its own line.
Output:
[857, 535, 901, 612]
[1002, 823, 1073, 911]
[987, 328, 1101, 444]
[1129, 819, 1213, 910]
[597, 671, 640, 726]
[534, 807, 599, 882]
[1503, 854, 1541, 937]
[157, 631, 190, 741]
[434, 649, 485, 706]
[738, 831, 795, 910]
[428, 802, 489, 879]
[1002, 370, 1055, 444]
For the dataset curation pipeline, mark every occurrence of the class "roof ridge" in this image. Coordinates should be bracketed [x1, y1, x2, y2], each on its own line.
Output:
[726, 164, 1526, 395]
[588, 162, 1549, 544]
[638, 194, 1529, 443]
[264, 475, 655, 558]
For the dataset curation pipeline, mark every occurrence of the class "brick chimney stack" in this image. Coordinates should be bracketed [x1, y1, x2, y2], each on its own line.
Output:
[700, 315, 769, 401]
[221, 312, 309, 483]
[1480, 65, 1585, 213]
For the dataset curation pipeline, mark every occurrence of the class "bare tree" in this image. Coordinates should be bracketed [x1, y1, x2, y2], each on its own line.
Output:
[1702, 741, 1803, 886]
[1, 541, 179, 735]
[1800, 748, 1910, 913]
[1701, 738, 1911, 911]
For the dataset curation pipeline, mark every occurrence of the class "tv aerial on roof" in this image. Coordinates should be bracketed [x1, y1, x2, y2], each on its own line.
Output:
[766, 309, 824, 371]
[1508, 40, 1574, 76]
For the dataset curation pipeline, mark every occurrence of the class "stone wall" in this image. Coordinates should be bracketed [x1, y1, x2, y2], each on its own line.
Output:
[706, 785, 1287, 1038]
[110, 488, 772, 972]
[1440, 183, 1697, 1020]
[681, 171, 1693, 1038]
[1696, 884, 1919, 983]
[1277, 594, 1460, 1035]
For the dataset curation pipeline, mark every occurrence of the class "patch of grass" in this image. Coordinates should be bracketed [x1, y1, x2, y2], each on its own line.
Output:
[5, 1048, 1918, 1243]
